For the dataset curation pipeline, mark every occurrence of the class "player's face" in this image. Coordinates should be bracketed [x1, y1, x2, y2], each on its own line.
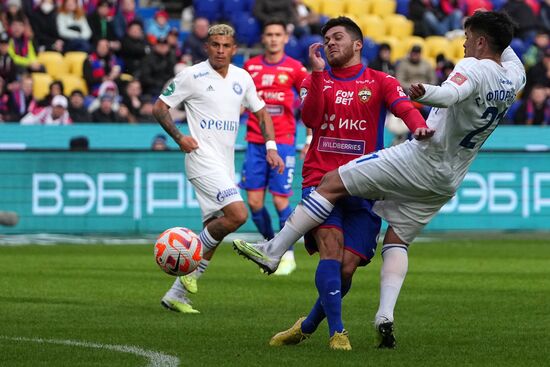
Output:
[262, 24, 288, 55]
[323, 26, 357, 68]
[205, 35, 237, 70]
[463, 28, 481, 59]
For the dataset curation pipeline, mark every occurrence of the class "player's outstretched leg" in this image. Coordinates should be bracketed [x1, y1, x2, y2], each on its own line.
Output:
[161, 277, 199, 314]
[269, 317, 311, 346]
[232, 239, 281, 274]
[273, 206, 296, 276]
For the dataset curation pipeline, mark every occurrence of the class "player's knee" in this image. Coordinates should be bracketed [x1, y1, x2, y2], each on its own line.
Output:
[318, 170, 347, 200]
[229, 210, 248, 229]
[341, 262, 357, 282]
[247, 197, 263, 212]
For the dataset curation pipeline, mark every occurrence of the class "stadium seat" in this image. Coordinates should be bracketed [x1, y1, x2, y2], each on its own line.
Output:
[60, 74, 88, 96]
[396, 0, 409, 16]
[510, 38, 526, 59]
[64, 51, 88, 78]
[384, 14, 414, 38]
[234, 15, 261, 47]
[362, 37, 379, 62]
[424, 35, 454, 60]
[136, 7, 158, 20]
[360, 15, 386, 42]
[370, 0, 397, 17]
[450, 36, 466, 61]
[31, 72, 53, 100]
[285, 36, 303, 62]
[344, 0, 371, 18]
[376, 36, 405, 62]
[320, 0, 345, 17]
[193, 0, 222, 22]
[222, 0, 248, 18]
[303, 0, 322, 13]
[37, 51, 69, 79]
[299, 34, 324, 64]
[400, 36, 426, 59]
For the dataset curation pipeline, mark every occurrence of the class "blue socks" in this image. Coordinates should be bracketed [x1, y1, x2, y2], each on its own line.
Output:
[251, 207, 274, 240]
[277, 205, 293, 251]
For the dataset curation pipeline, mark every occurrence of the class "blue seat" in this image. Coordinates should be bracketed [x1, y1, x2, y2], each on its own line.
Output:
[136, 7, 158, 20]
[491, 0, 507, 10]
[362, 37, 379, 63]
[168, 19, 181, 32]
[223, 0, 249, 19]
[285, 36, 303, 62]
[234, 15, 261, 46]
[396, 0, 410, 16]
[193, 0, 222, 22]
[510, 38, 526, 59]
[298, 34, 324, 64]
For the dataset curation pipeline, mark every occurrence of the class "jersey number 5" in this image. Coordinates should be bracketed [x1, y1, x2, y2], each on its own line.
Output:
[459, 107, 507, 149]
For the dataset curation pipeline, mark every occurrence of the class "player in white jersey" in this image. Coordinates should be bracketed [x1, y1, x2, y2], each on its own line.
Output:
[153, 24, 284, 313]
[233, 11, 525, 346]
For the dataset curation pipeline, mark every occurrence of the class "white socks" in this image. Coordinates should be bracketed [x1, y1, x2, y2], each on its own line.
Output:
[199, 227, 219, 251]
[375, 244, 409, 325]
[190, 259, 209, 279]
[268, 191, 334, 258]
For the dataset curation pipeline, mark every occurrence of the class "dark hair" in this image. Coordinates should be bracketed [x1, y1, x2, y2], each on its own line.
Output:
[463, 11, 516, 54]
[321, 16, 363, 42]
[262, 19, 287, 33]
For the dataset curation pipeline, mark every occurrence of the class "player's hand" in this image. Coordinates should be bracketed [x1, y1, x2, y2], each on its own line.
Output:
[177, 135, 199, 153]
[300, 143, 310, 160]
[409, 83, 426, 100]
[413, 127, 435, 141]
[309, 43, 325, 72]
[266, 150, 285, 174]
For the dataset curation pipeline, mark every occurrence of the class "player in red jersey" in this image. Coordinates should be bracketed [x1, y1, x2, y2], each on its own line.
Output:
[234, 17, 427, 349]
[240, 19, 309, 275]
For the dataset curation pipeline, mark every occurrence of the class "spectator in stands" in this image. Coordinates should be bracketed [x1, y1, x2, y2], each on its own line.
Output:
[116, 102, 130, 122]
[254, 0, 296, 31]
[146, 9, 171, 45]
[0, 32, 17, 87]
[181, 17, 209, 65]
[436, 58, 455, 85]
[113, 0, 142, 40]
[7, 16, 44, 75]
[20, 94, 72, 125]
[503, 0, 537, 42]
[136, 96, 154, 123]
[524, 47, 550, 99]
[120, 79, 142, 122]
[139, 37, 175, 97]
[88, 79, 120, 112]
[87, 0, 120, 51]
[119, 20, 150, 76]
[166, 27, 182, 59]
[7, 74, 37, 121]
[523, 29, 549, 70]
[513, 84, 550, 125]
[39, 80, 64, 107]
[0, 76, 10, 122]
[68, 89, 91, 122]
[69, 135, 89, 150]
[292, 0, 322, 38]
[57, 0, 93, 52]
[90, 93, 123, 122]
[1, 0, 33, 39]
[83, 38, 123, 96]
[151, 134, 169, 150]
[540, 0, 550, 32]
[369, 43, 395, 76]
[25, 0, 64, 53]
[409, 0, 463, 37]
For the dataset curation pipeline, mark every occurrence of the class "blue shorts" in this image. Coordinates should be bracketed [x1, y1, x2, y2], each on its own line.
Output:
[239, 142, 296, 197]
[302, 187, 381, 266]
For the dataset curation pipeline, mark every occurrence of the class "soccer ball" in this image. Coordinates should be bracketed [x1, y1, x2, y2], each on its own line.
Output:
[154, 227, 203, 276]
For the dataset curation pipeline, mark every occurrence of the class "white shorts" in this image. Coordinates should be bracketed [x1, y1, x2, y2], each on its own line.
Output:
[189, 173, 243, 223]
[338, 143, 453, 244]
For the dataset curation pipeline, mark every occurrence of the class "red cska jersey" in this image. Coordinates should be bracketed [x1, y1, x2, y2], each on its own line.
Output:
[301, 64, 422, 188]
[244, 54, 308, 145]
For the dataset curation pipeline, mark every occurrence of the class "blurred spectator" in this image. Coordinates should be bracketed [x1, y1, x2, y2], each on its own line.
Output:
[26, 0, 64, 52]
[292, 0, 322, 38]
[369, 43, 396, 76]
[541, 0, 550, 31]
[0, 76, 10, 122]
[136, 96, 154, 122]
[523, 29, 549, 70]
[7, 16, 44, 75]
[513, 84, 550, 125]
[1, 0, 33, 39]
[117, 102, 130, 122]
[151, 133, 169, 150]
[396, 45, 437, 91]
[502, 0, 537, 41]
[436, 57, 455, 85]
[0, 32, 17, 87]
[254, 0, 296, 30]
[460, 0, 493, 17]
[146, 9, 171, 45]
[166, 27, 181, 59]
[113, 0, 142, 40]
[524, 47, 550, 99]
[181, 17, 209, 65]
[409, 0, 463, 37]
[119, 20, 150, 76]
[87, 0, 120, 51]
[68, 89, 91, 122]
[69, 135, 89, 150]
[88, 79, 120, 112]
[7, 74, 37, 121]
[39, 80, 64, 107]
[90, 93, 123, 122]
[57, 0, 93, 52]
[20, 94, 72, 124]
[139, 37, 175, 97]
[83, 38, 123, 96]
[120, 79, 142, 122]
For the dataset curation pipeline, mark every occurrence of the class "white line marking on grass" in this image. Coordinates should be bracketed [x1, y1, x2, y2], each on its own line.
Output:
[0, 336, 180, 367]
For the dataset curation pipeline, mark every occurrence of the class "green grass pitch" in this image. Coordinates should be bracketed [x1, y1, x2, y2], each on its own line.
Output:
[0, 236, 549, 367]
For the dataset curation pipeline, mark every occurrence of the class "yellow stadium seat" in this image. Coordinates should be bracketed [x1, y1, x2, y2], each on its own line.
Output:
[303, 0, 322, 13]
[401, 36, 426, 58]
[376, 36, 404, 63]
[60, 74, 88, 96]
[344, 0, 371, 18]
[450, 36, 466, 60]
[370, 0, 396, 17]
[37, 51, 69, 79]
[31, 72, 54, 100]
[424, 35, 454, 60]
[64, 51, 88, 78]
[384, 14, 414, 38]
[320, 0, 345, 17]
[360, 15, 386, 42]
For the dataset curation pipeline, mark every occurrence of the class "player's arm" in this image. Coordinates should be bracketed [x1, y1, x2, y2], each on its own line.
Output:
[153, 99, 197, 153]
[252, 107, 285, 173]
[300, 127, 313, 159]
[301, 43, 326, 128]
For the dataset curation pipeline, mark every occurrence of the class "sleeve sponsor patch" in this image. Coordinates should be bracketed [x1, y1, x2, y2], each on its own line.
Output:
[450, 72, 467, 86]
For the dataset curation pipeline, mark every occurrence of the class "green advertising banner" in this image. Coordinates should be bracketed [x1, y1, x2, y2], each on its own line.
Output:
[1, 151, 549, 234]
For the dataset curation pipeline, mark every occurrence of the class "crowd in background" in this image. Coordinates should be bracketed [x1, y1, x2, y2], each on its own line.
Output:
[0, 0, 547, 126]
